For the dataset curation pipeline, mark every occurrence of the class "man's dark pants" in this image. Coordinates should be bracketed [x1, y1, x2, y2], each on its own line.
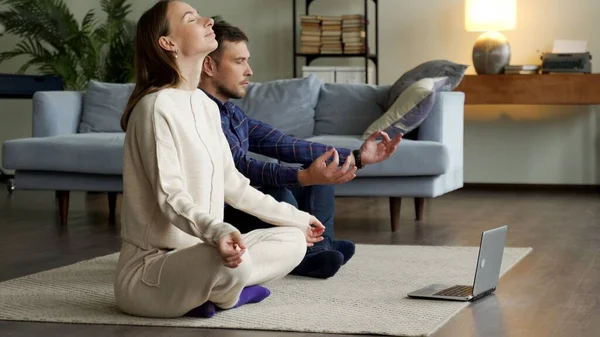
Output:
[223, 184, 336, 251]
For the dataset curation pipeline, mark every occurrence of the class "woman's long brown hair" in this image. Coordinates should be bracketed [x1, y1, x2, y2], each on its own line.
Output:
[121, 0, 182, 131]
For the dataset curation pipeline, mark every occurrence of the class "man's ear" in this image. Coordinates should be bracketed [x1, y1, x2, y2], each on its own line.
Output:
[202, 55, 217, 77]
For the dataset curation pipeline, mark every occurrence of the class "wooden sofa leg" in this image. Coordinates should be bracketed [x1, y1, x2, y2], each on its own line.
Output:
[389, 197, 401, 232]
[56, 190, 70, 226]
[415, 197, 425, 221]
[108, 192, 117, 224]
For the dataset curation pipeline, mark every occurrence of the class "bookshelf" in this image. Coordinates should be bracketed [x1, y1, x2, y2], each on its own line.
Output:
[292, 0, 379, 84]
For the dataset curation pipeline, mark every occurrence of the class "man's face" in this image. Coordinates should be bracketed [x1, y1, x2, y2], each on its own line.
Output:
[213, 40, 253, 100]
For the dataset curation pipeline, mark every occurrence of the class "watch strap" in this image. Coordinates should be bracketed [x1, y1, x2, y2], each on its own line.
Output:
[352, 149, 363, 169]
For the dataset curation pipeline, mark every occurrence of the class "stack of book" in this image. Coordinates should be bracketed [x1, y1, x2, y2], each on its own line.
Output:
[504, 65, 540, 74]
[319, 16, 342, 54]
[342, 14, 366, 54]
[299, 15, 321, 54]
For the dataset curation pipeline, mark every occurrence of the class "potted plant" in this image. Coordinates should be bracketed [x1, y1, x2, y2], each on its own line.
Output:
[0, 0, 136, 90]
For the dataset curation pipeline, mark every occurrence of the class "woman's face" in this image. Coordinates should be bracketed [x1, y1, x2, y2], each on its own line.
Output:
[163, 1, 217, 58]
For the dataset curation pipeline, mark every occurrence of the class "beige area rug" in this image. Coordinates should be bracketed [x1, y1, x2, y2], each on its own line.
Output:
[0, 244, 532, 336]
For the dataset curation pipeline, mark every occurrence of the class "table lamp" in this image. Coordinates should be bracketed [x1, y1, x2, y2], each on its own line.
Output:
[465, 0, 516, 74]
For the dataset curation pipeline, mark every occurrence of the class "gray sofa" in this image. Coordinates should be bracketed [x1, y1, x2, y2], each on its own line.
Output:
[2, 76, 465, 231]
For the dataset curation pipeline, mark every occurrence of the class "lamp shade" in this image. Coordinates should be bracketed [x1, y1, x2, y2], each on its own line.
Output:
[465, 0, 516, 32]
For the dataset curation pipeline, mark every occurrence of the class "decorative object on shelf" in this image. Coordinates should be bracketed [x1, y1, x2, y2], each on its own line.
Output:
[320, 15, 342, 54]
[538, 39, 592, 74]
[541, 52, 592, 74]
[0, 0, 136, 90]
[342, 14, 366, 54]
[503, 64, 539, 74]
[293, 0, 378, 84]
[465, 0, 517, 75]
[299, 15, 322, 54]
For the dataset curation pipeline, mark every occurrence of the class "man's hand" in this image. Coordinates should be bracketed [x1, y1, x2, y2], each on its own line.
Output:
[305, 215, 325, 246]
[360, 130, 402, 166]
[297, 148, 357, 186]
[217, 231, 246, 268]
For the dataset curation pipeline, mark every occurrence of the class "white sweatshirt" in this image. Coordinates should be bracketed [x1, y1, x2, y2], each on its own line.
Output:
[119, 88, 311, 251]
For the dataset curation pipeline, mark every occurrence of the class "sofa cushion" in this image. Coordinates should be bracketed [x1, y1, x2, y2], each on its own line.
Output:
[362, 77, 448, 140]
[2, 133, 124, 175]
[305, 135, 449, 177]
[79, 80, 134, 133]
[314, 83, 389, 136]
[386, 60, 467, 110]
[229, 74, 323, 138]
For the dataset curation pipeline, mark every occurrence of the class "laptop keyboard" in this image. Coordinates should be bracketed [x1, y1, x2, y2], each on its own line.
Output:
[433, 285, 473, 297]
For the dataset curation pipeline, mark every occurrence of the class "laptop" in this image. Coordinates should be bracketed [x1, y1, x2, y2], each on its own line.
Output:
[407, 225, 508, 302]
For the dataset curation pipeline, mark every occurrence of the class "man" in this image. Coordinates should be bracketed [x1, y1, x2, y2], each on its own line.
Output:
[199, 19, 402, 279]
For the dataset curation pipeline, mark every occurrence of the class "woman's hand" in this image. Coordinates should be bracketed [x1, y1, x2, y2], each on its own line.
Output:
[217, 231, 246, 268]
[306, 216, 326, 246]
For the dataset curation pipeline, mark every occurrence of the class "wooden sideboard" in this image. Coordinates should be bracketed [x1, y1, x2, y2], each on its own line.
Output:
[454, 74, 600, 105]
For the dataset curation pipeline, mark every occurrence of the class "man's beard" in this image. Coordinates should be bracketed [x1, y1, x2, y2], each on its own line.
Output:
[216, 81, 245, 100]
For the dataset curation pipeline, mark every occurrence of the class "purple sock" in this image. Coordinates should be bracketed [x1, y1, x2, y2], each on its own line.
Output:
[231, 285, 271, 309]
[184, 301, 216, 318]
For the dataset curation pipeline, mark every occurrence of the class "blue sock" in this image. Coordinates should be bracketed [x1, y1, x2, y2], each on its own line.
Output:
[184, 301, 216, 318]
[186, 286, 271, 317]
[331, 239, 356, 265]
[290, 249, 344, 279]
[231, 285, 271, 309]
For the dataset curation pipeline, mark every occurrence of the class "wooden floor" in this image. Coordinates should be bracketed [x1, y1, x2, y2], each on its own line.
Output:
[0, 186, 598, 337]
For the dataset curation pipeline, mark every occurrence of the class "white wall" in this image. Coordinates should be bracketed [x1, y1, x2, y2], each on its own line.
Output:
[1, 0, 598, 185]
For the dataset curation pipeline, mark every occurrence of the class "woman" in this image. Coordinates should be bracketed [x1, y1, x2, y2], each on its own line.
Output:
[115, 0, 325, 319]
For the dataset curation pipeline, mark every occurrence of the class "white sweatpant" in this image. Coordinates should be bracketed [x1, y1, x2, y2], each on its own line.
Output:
[114, 226, 306, 318]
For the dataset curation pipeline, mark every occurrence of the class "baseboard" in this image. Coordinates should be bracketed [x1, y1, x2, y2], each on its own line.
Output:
[463, 183, 600, 193]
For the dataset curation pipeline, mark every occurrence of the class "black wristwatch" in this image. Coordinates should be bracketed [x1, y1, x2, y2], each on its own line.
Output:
[352, 149, 363, 169]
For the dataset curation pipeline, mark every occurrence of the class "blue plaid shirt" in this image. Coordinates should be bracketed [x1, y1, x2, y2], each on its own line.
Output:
[204, 91, 352, 187]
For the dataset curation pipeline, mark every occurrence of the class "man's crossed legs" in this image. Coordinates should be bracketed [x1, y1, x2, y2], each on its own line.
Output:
[224, 184, 355, 279]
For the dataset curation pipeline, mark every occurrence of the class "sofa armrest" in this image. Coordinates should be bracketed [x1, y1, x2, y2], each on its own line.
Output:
[418, 92, 465, 171]
[32, 91, 83, 137]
